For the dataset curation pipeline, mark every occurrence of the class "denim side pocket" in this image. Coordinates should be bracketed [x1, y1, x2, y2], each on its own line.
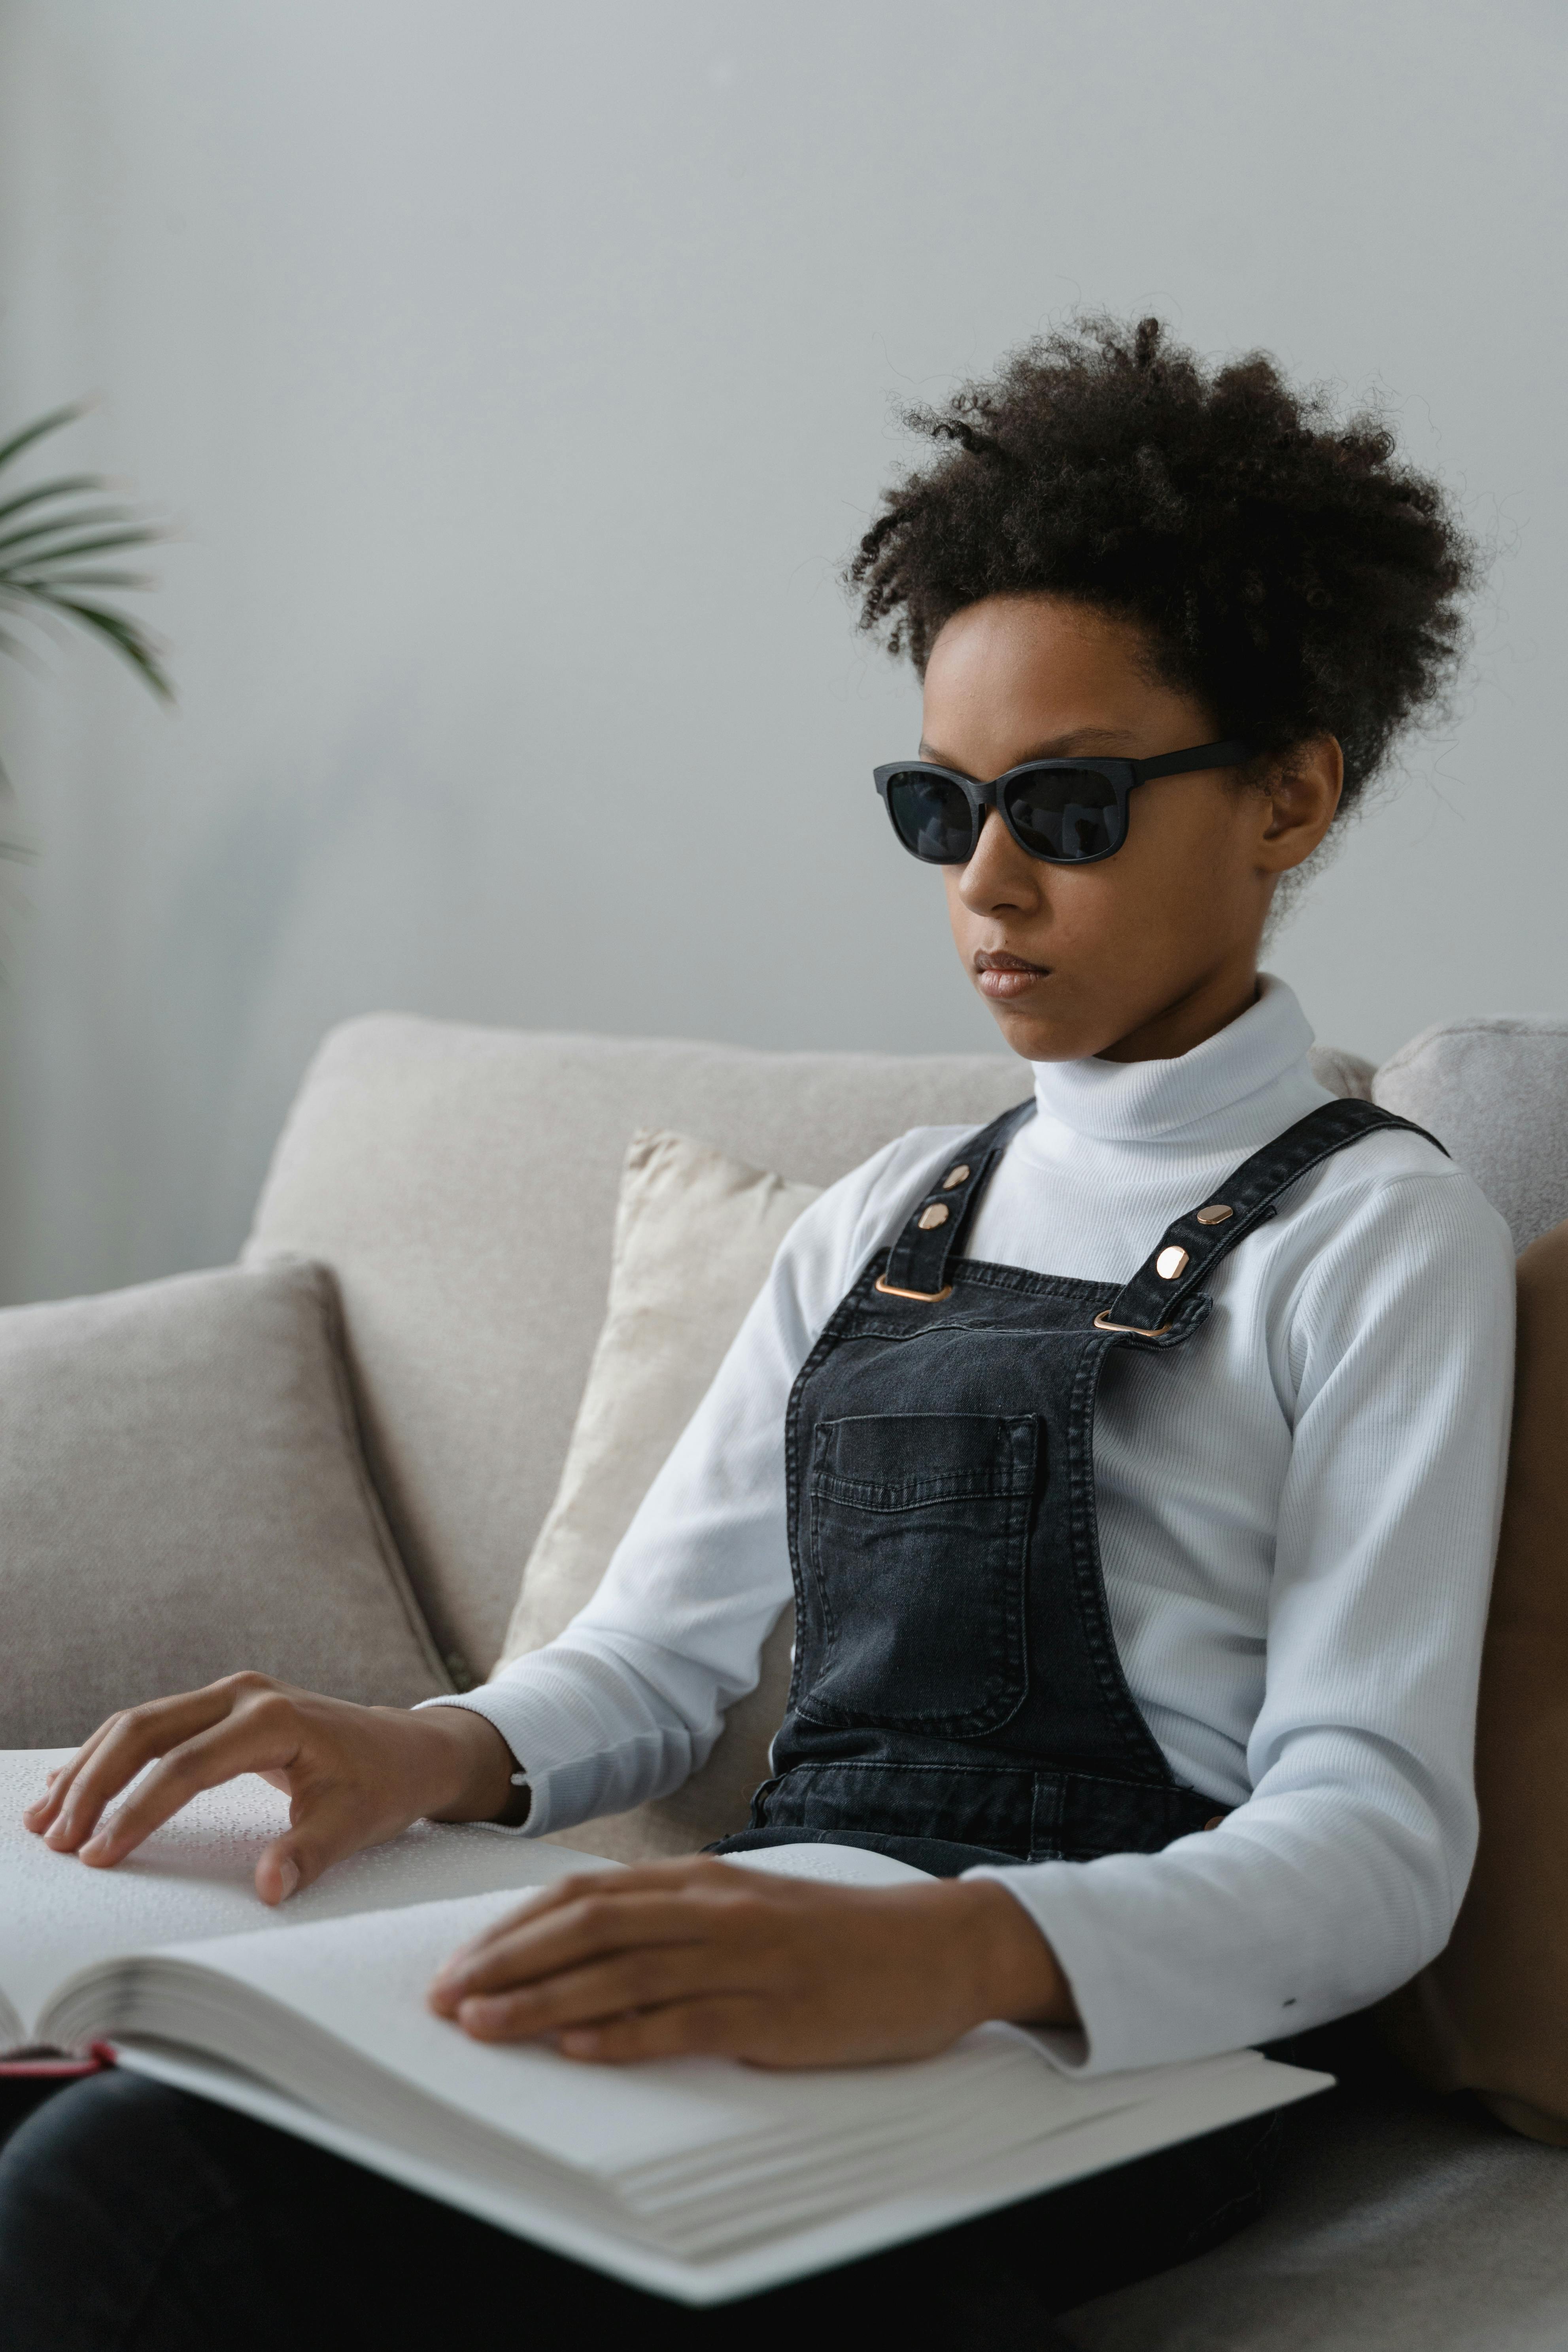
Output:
[799, 1412, 1039, 1736]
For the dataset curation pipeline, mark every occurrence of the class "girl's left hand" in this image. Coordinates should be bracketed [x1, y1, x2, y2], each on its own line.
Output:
[426, 1856, 1075, 2067]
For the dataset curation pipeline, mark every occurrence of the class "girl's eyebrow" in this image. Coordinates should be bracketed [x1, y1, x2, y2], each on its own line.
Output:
[917, 727, 1139, 769]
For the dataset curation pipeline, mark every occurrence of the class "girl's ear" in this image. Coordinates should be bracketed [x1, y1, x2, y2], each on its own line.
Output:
[1256, 739, 1343, 873]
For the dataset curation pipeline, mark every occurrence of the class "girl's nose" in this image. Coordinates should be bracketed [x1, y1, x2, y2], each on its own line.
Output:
[956, 809, 1041, 915]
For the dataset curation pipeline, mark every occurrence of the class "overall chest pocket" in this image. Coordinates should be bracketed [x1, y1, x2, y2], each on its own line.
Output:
[799, 1412, 1039, 1737]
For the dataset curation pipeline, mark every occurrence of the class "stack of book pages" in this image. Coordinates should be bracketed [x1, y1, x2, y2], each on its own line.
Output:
[1, 1752, 1327, 2303]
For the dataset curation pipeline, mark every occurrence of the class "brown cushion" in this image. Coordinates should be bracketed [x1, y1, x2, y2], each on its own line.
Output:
[0, 1260, 451, 1746]
[1381, 1217, 1568, 2140]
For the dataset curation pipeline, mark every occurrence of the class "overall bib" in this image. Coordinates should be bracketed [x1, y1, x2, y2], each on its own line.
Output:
[716, 1096, 1442, 1879]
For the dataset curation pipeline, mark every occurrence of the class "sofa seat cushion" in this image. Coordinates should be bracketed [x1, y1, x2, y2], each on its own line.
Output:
[0, 1260, 450, 1747]
[1064, 2074, 1568, 2351]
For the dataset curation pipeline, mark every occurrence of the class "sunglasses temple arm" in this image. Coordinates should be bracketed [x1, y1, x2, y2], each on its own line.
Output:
[1132, 739, 1254, 783]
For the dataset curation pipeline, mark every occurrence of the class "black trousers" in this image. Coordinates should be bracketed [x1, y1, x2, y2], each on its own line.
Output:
[0, 2071, 1277, 2352]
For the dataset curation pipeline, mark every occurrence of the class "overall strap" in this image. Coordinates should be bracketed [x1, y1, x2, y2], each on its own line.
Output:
[878, 1099, 1038, 1301]
[1096, 1099, 1449, 1339]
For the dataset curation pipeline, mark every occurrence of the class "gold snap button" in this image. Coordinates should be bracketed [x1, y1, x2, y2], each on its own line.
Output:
[1155, 1245, 1190, 1281]
[942, 1164, 971, 1190]
[1196, 1203, 1234, 1226]
[917, 1203, 950, 1231]
[1203, 1815, 1226, 1832]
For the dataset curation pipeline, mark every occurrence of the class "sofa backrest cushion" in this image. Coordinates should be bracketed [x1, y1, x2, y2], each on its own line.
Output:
[0, 1260, 450, 1748]
[1374, 1018, 1568, 1253]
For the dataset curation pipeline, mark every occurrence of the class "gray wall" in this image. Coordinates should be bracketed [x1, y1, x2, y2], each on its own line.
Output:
[0, 0, 1562, 1303]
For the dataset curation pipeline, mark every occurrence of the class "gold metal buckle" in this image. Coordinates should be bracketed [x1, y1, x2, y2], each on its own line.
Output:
[1093, 1309, 1175, 1338]
[875, 1274, 955, 1303]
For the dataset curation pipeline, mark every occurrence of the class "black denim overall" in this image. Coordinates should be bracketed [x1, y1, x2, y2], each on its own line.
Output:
[716, 1096, 1442, 1879]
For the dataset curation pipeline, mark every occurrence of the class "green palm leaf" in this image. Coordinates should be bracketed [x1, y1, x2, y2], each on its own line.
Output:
[0, 402, 172, 860]
[0, 476, 108, 528]
[0, 525, 160, 567]
[0, 404, 172, 708]
[0, 405, 88, 473]
[0, 508, 130, 558]
[19, 593, 172, 702]
[13, 575, 157, 599]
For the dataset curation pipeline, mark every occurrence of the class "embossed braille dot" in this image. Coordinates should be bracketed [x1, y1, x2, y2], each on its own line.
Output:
[942, 1164, 971, 1190]
[1196, 1203, 1234, 1226]
[917, 1203, 950, 1231]
[1155, 1245, 1190, 1281]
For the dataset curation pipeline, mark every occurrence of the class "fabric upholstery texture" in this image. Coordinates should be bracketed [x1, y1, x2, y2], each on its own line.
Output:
[1304, 1042, 1375, 1102]
[1375, 1017, 1568, 1252]
[1379, 1216, 1568, 2142]
[499, 1128, 820, 1861]
[0, 1260, 449, 1747]
[1064, 2070, 1568, 2351]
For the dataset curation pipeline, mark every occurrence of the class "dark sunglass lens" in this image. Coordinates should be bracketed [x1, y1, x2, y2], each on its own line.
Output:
[1003, 767, 1121, 861]
[885, 771, 975, 863]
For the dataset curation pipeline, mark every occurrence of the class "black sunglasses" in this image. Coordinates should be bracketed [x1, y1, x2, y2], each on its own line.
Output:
[874, 739, 1254, 867]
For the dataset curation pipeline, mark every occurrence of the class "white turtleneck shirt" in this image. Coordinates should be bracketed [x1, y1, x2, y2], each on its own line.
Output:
[437, 979, 1515, 2074]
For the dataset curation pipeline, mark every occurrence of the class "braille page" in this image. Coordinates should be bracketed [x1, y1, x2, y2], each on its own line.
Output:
[19, 1799, 1334, 2297]
[44, 1889, 784, 2175]
[22, 1815, 1146, 2202]
[47, 1886, 1328, 2295]
[0, 1749, 608, 2045]
[39, 1882, 1195, 2201]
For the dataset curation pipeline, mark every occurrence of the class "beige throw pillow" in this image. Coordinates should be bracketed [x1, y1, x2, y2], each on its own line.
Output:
[0, 1260, 451, 1747]
[496, 1129, 820, 1862]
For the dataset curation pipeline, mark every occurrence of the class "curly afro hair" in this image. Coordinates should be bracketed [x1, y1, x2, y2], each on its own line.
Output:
[848, 316, 1476, 805]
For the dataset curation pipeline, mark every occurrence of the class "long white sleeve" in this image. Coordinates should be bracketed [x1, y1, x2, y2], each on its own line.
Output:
[968, 1164, 1515, 2070]
[434, 980, 1515, 2072]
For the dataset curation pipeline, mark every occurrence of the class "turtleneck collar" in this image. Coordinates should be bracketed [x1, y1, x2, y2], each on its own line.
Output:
[1025, 975, 1321, 1148]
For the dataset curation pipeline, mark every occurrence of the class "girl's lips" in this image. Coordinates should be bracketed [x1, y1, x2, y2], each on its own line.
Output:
[975, 952, 1049, 1001]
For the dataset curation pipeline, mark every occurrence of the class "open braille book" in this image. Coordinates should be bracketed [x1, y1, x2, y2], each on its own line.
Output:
[0, 1751, 1328, 2304]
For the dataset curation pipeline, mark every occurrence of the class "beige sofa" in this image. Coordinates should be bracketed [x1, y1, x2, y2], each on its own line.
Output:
[7, 1007, 1568, 2348]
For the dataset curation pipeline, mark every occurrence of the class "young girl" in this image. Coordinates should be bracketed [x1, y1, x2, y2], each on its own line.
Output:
[0, 318, 1514, 2350]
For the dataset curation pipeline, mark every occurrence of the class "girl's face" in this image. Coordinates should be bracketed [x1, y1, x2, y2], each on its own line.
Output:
[921, 594, 1341, 1065]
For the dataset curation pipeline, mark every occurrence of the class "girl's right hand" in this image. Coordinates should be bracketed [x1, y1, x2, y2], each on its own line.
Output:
[21, 1674, 522, 1904]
